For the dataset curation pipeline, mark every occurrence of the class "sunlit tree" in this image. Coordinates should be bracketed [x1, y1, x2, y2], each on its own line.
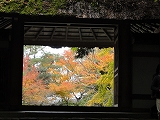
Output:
[86, 48, 114, 106]
[22, 56, 48, 105]
[23, 46, 114, 106]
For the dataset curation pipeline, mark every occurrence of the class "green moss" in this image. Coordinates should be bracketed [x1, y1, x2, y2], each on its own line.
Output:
[0, 0, 66, 15]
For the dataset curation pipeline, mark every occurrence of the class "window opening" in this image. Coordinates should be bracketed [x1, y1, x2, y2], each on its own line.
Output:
[22, 45, 115, 107]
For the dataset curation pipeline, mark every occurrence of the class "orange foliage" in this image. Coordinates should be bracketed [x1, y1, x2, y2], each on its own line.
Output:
[48, 81, 75, 99]
[23, 47, 114, 106]
[22, 56, 47, 105]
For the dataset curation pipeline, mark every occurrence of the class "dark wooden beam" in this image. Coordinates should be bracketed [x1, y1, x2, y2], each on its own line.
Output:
[24, 26, 32, 35]
[102, 28, 112, 41]
[24, 40, 114, 48]
[118, 22, 132, 111]
[51, 27, 55, 39]
[36, 27, 43, 40]
[90, 28, 97, 41]
[0, 18, 12, 29]
[78, 28, 82, 40]
[9, 17, 24, 110]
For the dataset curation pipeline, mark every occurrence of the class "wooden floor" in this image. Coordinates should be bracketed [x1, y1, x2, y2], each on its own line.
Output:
[0, 111, 158, 120]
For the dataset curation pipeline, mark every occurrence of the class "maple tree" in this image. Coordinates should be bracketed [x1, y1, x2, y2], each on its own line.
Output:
[22, 56, 48, 105]
[47, 50, 85, 105]
[86, 48, 114, 106]
[46, 48, 114, 106]
[22, 46, 114, 106]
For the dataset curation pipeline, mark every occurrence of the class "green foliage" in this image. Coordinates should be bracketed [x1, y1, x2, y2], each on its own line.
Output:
[52, 0, 66, 9]
[71, 47, 93, 58]
[0, 0, 159, 19]
[0, 1, 23, 13]
[77, 90, 95, 106]
[87, 48, 114, 107]
[0, 0, 66, 15]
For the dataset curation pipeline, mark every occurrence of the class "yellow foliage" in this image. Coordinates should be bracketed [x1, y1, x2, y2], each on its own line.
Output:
[60, 75, 69, 82]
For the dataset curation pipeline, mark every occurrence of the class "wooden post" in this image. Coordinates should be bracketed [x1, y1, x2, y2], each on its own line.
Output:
[118, 21, 132, 111]
[9, 17, 23, 110]
[0, 29, 10, 110]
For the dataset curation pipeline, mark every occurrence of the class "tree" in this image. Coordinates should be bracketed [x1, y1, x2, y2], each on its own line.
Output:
[36, 53, 63, 85]
[1, 0, 159, 19]
[0, 0, 66, 15]
[68, 47, 114, 106]
[48, 81, 76, 105]
[47, 50, 85, 105]
[23, 45, 63, 85]
[24, 45, 46, 58]
[22, 56, 48, 105]
[22, 46, 114, 106]
[47, 47, 114, 106]
[86, 48, 114, 106]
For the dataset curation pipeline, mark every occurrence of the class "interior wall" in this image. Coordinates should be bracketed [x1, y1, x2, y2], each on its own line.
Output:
[132, 44, 160, 109]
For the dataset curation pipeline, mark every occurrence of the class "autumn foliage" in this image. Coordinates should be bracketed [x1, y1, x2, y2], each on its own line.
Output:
[22, 56, 47, 105]
[22, 46, 114, 106]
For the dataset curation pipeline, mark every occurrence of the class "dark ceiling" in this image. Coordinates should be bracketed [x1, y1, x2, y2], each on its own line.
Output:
[0, 15, 160, 46]
[24, 22, 117, 46]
